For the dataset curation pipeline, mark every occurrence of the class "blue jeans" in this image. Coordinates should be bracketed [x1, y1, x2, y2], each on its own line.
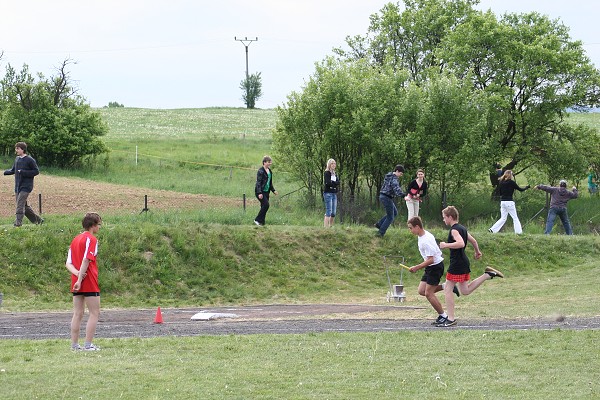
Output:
[377, 195, 397, 236]
[545, 207, 572, 235]
[323, 192, 337, 217]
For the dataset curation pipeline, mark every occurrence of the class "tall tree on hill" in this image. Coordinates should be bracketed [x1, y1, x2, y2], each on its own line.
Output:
[240, 72, 263, 109]
[276, 0, 600, 212]
[337, 0, 600, 180]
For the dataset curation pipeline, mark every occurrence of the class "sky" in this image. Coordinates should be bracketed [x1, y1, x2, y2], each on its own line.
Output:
[1, 0, 599, 109]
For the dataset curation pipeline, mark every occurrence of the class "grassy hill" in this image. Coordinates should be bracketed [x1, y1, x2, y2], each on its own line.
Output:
[1, 108, 600, 313]
[1, 212, 599, 320]
[2, 108, 600, 400]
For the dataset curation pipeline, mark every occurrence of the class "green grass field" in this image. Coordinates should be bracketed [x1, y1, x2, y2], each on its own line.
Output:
[1, 108, 600, 399]
[3, 330, 599, 399]
[1, 218, 599, 400]
[42, 107, 282, 197]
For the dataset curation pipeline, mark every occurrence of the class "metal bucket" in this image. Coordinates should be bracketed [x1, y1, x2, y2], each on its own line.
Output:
[393, 285, 404, 296]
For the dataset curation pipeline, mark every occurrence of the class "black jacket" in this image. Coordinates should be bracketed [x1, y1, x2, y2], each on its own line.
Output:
[4, 155, 39, 193]
[406, 179, 428, 199]
[323, 171, 339, 193]
[255, 167, 276, 195]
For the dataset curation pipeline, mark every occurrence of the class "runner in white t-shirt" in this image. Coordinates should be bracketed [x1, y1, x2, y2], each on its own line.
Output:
[407, 216, 458, 325]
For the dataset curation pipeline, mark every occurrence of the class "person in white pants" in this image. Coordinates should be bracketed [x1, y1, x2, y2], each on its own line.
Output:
[405, 169, 428, 220]
[489, 170, 530, 234]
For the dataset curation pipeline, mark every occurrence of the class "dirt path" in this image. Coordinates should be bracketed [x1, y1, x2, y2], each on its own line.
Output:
[1, 304, 598, 340]
[0, 175, 242, 217]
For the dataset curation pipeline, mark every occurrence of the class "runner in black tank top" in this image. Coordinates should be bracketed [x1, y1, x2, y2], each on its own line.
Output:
[438, 206, 505, 327]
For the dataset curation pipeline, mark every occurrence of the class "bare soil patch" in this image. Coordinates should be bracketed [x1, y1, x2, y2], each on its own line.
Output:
[0, 175, 242, 217]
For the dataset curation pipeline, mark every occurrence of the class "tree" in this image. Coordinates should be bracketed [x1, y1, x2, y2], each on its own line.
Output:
[406, 75, 488, 200]
[240, 72, 263, 109]
[274, 57, 490, 215]
[274, 57, 410, 202]
[335, 0, 600, 182]
[276, 0, 600, 212]
[336, 0, 479, 81]
[0, 60, 108, 166]
[439, 10, 600, 177]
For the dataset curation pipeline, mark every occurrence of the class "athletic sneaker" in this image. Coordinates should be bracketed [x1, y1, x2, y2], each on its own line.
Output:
[374, 223, 381, 229]
[253, 220, 262, 226]
[436, 319, 457, 327]
[432, 315, 447, 325]
[485, 266, 504, 279]
[71, 344, 83, 351]
[83, 344, 101, 351]
[453, 286, 460, 297]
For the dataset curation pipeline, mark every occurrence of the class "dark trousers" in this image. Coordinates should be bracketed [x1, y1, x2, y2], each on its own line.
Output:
[255, 191, 270, 224]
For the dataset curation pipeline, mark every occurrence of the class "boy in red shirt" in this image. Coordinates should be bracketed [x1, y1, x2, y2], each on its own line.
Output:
[65, 213, 102, 351]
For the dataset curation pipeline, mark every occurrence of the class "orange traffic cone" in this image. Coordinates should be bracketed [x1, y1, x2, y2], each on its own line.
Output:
[154, 307, 164, 324]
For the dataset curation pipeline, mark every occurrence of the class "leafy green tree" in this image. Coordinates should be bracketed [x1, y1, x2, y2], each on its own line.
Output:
[439, 10, 600, 177]
[0, 60, 108, 166]
[277, 0, 600, 211]
[274, 58, 410, 202]
[275, 57, 487, 209]
[240, 72, 263, 109]
[406, 75, 488, 201]
[337, 0, 478, 81]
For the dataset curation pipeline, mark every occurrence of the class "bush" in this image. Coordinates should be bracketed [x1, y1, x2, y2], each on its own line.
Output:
[0, 61, 108, 166]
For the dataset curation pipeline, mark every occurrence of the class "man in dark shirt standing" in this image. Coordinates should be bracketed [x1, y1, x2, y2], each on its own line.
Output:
[375, 164, 405, 237]
[3, 142, 43, 227]
[535, 180, 578, 235]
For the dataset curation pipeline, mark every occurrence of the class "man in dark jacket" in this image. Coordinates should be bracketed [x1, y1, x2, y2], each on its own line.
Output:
[535, 180, 578, 235]
[375, 164, 405, 237]
[3, 142, 43, 227]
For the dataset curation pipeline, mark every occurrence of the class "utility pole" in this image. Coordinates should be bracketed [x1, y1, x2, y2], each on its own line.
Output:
[234, 36, 258, 78]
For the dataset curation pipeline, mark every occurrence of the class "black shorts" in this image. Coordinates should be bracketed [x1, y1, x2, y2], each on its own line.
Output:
[420, 261, 444, 286]
[73, 292, 100, 297]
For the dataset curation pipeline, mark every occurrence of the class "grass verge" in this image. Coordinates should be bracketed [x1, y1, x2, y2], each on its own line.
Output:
[1, 330, 598, 399]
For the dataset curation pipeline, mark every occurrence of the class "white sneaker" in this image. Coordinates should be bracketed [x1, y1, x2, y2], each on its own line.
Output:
[83, 344, 101, 351]
[71, 344, 83, 351]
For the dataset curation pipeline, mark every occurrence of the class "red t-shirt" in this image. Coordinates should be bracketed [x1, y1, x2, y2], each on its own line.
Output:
[67, 232, 99, 293]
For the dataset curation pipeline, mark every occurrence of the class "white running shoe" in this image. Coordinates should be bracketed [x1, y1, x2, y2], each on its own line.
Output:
[83, 344, 101, 351]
